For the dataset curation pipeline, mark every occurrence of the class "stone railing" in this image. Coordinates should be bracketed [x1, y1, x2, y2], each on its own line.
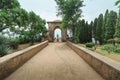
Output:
[0, 41, 48, 79]
[67, 41, 120, 80]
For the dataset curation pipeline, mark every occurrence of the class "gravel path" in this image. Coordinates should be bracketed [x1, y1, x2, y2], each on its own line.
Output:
[5, 43, 104, 80]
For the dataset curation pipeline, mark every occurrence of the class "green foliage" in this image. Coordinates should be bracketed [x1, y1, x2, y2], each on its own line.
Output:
[85, 42, 95, 48]
[102, 9, 109, 43]
[55, 0, 83, 42]
[9, 39, 19, 49]
[96, 14, 103, 44]
[102, 44, 115, 53]
[27, 11, 46, 45]
[0, 35, 11, 56]
[105, 11, 117, 41]
[102, 44, 120, 54]
[93, 18, 98, 37]
[0, 0, 20, 10]
[114, 47, 120, 53]
[74, 19, 93, 43]
[114, 9, 120, 38]
[115, 0, 120, 7]
[0, 0, 21, 32]
[88, 21, 93, 42]
[18, 36, 29, 44]
[115, 44, 120, 53]
[0, 44, 11, 56]
[0, 0, 47, 45]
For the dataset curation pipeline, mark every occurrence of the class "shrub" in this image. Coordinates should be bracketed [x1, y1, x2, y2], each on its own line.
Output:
[9, 39, 19, 49]
[85, 42, 95, 48]
[103, 44, 115, 53]
[0, 44, 11, 56]
[0, 35, 9, 44]
[18, 36, 30, 44]
[0, 35, 11, 56]
[114, 48, 120, 53]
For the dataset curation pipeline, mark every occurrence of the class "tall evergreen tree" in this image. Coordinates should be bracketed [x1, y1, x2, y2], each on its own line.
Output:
[114, 9, 120, 38]
[96, 14, 103, 44]
[75, 20, 81, 43]
[85, 21, 89, 42]
[93, 18, 97, 38]
[79, 19, 86, 43]
[105, 11, 117, 40]
[88, 21, 93, 42]
[102, 9, 109, 43]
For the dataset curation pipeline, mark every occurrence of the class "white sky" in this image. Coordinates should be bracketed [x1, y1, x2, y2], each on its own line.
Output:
[18, 0, 61, 21]
[18, 0, 118, 37]
[18, 0, 118, 22]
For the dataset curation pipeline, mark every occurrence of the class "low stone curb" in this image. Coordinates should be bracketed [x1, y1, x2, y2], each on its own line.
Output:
[0, 41, 48, 79]
[67, 41, 120, 80]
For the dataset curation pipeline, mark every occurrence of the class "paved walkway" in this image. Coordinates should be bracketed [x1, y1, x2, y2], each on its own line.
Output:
[5, 43, 104, 80]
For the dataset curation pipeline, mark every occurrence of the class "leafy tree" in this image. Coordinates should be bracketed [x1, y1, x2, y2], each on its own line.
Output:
[105, 11, 117, 41]
[0, 0, 20, 32]
[115, 0, 120, 7]
[96, 14, 103, 44]
[28, 11, 46, 45]
[0, 10, 9, 32]
[10, 8, 29, 35]
[0, 0, 20, 10]
[55, 0, 84, 42]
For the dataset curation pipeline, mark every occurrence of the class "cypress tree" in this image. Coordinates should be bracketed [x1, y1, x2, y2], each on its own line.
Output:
[96, 14, 103, 44]
[105, 11, 117, 40]
[79, 19, 85, 43]
[88, 21, 93, 42]
[114, 9, 120, 38]
[85, 21, 89, 42]
[102, 9, 109, 43]
[93, 18, 98, 38]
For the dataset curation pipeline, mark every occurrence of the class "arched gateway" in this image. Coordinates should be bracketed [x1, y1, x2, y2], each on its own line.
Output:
[47, 20, 67, 42]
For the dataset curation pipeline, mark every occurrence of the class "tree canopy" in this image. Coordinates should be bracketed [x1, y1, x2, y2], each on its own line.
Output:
[115, 0, 120, 7]
[0, 0, 47, 44]
[55, 0, 84, 42]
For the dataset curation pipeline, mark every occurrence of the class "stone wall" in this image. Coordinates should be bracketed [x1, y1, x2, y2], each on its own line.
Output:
[0, 41, 48, 79]
[67, 41, 120, 80]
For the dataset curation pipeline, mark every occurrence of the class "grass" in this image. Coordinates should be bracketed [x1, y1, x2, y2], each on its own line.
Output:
[78, 44, 120, 62]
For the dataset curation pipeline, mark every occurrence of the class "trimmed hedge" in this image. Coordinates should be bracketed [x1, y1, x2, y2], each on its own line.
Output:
[85, 42, 95, 48]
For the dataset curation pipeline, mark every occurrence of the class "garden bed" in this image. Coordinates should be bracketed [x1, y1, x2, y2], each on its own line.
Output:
[78, 44, 120, 62]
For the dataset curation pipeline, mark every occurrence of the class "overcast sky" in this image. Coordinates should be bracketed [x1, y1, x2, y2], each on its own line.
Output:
[18, 0, 118, 22]
[18, 0, 118, 37]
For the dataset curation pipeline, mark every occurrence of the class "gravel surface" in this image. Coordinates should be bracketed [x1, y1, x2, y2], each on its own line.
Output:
[5, 43, 104, 80]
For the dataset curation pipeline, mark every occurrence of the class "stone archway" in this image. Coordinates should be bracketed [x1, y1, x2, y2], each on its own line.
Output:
[47, 20, 67, 42]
